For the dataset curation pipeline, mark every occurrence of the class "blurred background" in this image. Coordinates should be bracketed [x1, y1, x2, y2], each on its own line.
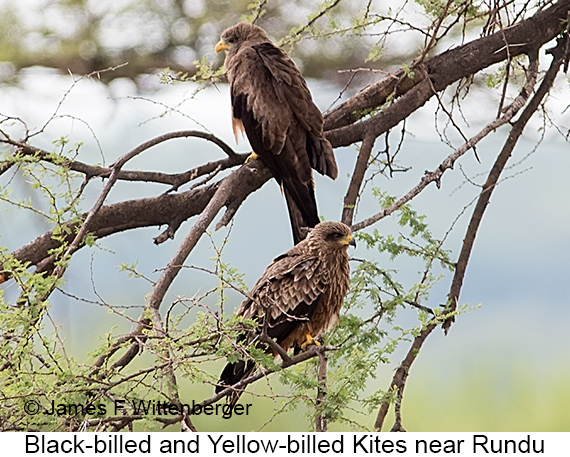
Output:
[1, 0, 569, 431]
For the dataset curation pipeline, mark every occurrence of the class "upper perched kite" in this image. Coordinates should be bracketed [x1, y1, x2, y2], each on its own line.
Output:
[215, 221, 355, 405]
[215, 22, 338, 244]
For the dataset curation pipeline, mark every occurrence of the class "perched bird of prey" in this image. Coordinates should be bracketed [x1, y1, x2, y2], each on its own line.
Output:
[215, 221, 355, 405]
[215, 22, 338, 244]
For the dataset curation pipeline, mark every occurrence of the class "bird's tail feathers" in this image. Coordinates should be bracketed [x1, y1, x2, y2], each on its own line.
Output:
[282, 182, 320, 244]
[216, 360, 256, 407]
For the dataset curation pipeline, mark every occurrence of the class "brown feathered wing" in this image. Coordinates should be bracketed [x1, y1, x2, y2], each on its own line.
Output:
[227, 41, 337, 243]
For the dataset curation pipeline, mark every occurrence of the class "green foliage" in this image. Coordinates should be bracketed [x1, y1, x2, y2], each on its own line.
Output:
[415, 0, 450, 18]
[0, 0, 377, 84]
[415, 0, 482, 20]
[365, 43, 384, 63]
[159, 58, 226, 92]
[241, 0, 268, 23]
[485, 55, 530, 89]
[192, 57, 226, 85]
[158, 68, 191, 85]
[0, 138, 113, 430]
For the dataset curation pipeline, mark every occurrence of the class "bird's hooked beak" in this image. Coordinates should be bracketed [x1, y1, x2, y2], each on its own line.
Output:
[343, 234, 356, 247]
[215, 40, 231, 54]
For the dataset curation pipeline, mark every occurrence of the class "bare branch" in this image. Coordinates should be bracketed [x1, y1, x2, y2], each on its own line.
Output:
[260, 333, 293, 366]
[444, 36, 567, 333]
[374, 322, 437, 431]
[342, 135, 376, 225]
[1, 131, 241, 185]
[200, 344, 338, 410]
[324, 0, 570, 140]
[353, 45, 540, 233]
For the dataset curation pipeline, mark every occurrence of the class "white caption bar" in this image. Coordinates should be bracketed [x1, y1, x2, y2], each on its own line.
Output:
[2, 432, 568, 456]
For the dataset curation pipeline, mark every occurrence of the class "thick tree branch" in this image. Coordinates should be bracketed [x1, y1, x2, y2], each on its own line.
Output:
[324, 0, 570, 144]
[1, 161, 271, 284]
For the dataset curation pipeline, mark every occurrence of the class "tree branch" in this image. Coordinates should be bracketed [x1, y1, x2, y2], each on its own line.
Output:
[1, 160, 271, 284]
[374, 322, 437, 431]
[315, 350, 328, 432]
[0, 131, 242, 183]
[91, 161, 271, 374]
[324, 0, 570, 144]
[200, 345, 338, 410]
[342, 135, 376, 225]
[373, 37, 561, 430]
[443, 36, 567, 333]
[352, 45, 540, 233]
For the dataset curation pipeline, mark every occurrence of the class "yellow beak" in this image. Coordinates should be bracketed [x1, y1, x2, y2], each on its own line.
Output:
[215, 40, 230, 54]
[342, 235, 357, 247]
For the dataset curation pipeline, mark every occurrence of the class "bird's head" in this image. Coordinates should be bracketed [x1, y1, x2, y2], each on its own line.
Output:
[307, 221, 356, 252]
[215, 22, 270, 54]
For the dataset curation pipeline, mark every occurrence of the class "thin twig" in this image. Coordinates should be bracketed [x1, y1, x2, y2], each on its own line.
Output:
[315, 350, 328, 432]
[353, 48, 540, 233]
[374, 322, 437, 430]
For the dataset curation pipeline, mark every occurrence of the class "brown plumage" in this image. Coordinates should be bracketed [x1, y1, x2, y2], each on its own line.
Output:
[215, 22, 338, 244]
[215, 221, 355, 405]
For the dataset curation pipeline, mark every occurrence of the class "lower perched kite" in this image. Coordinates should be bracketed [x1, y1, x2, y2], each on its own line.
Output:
[215, 22, 338, 244]
[216, 221, 355, 405]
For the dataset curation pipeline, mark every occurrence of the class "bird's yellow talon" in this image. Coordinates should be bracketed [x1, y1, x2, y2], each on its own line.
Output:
[245, 152, 259, 164]
[301, 333, 320, 350]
